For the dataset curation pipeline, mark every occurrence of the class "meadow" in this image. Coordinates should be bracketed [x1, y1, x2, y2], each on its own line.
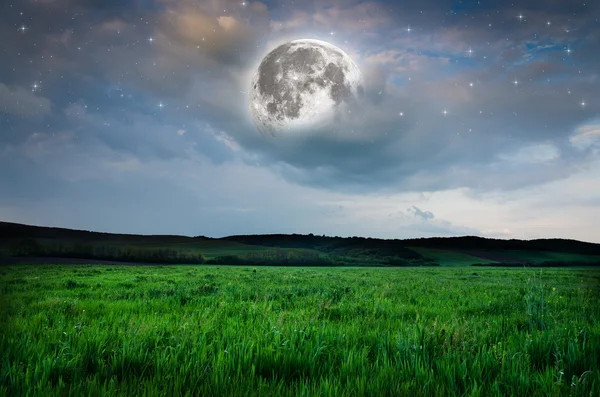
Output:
[1, 265, 599, 396]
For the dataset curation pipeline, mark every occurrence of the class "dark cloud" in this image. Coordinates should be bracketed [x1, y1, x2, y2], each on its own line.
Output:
[409, 206, 435, 221]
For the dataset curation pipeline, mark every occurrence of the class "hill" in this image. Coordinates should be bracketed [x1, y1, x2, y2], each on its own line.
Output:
[1, 221, 600, 266]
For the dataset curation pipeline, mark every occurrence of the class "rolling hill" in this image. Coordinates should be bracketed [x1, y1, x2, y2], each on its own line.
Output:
[1, 221, 600, 266]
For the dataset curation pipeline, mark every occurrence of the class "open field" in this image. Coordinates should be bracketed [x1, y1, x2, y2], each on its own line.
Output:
[1, 265, 599, 396]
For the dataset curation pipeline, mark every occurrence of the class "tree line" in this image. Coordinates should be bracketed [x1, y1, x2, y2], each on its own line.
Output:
[8, 239, 439, 266]
[9, 239, 205, 264]
[205, 249, 438, 267]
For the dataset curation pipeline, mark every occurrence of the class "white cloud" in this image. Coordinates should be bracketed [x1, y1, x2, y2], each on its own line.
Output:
[570, 123, 600, 150]
[212, 130, 242, 152]
[497, 142, 560, 164]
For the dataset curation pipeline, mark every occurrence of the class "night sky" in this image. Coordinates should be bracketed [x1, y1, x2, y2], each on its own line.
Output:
[1, 0, 599, 242]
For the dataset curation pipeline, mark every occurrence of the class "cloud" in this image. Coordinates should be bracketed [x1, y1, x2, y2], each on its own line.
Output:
[312, 2, 392, 31]
[408, 206, 435, 221]
[570, 123, 600, 150]
[157, 0, 270, 67]
[497, 143, 560, 164]
[269, 1, 392, 34]
[0, 83, 52, 116]
[270, 11, 311, 32]
[2, 0, 600, 241]
[2, 0, 598, 197]
[160, 0, 596, 195]
[62, 102, 237, 163]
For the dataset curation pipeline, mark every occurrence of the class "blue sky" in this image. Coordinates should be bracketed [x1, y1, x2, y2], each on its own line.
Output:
[1, 0, 599, 241]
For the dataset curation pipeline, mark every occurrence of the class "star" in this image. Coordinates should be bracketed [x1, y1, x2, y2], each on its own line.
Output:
[442, 109, 448, 116]
[581, 101, 586, 107]
[18, 25, 27, 33]
[406, 25, 412, 33]
[399, 112, 404, 116]
[158, 102, 164, 109]
[547, 21, 551, 26]
[513, 79, 519, 86]
[518, 14, 524, 22]
[469, 82, 474, 87]
[467, 47, 474, 57]
[148, 37, 154, 43]
[31, 82, 39, 92]
[565, 46, 572, 55]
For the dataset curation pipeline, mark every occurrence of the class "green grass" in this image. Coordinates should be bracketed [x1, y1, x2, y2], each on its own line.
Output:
[1, 265, 599, 396]
[408, 247, 498, 266]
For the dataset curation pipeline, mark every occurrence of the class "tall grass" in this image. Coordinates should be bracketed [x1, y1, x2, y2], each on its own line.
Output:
[1, 265, 599, 396]
[525, 269, 546, 331]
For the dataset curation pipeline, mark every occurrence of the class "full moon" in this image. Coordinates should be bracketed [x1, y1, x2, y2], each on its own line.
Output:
[249, 39, 364, 138]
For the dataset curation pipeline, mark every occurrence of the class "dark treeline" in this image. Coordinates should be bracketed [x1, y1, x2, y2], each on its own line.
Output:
[226, 234, 600, 256]
[222, 234, 424, 259]
[205, 249, 438, 267]
[0, 222, 207, 244]
[8, 239, 205, 264]
[403, 236, 600, 255]
[3, 221, 600, 256]
[2, 221, 600, 267]
[6, 239, 437, 267]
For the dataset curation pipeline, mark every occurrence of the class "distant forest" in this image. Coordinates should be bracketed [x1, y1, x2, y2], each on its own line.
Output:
[1, 221, 600, 266]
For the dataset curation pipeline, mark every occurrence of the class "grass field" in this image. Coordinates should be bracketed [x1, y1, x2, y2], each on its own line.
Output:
[1, 265, 599, 396]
